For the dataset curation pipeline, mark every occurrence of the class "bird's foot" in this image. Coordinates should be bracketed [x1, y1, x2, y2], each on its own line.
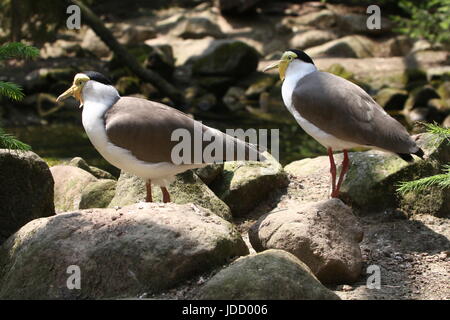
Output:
[330, 191, 340, 198]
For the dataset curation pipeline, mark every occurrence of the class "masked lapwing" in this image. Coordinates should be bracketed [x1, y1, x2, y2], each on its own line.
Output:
[57, 71, 264, 203]
[264, 50, 423, 198]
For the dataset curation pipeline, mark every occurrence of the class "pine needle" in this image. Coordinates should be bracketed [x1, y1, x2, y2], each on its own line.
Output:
[396, 170, 450, 194]
[397, 123, 450, 195]
[421, 122, 450, 144]
[0, 42, 39, 61]
[0, 81, 25, 101]
[0, 128, 31, 151]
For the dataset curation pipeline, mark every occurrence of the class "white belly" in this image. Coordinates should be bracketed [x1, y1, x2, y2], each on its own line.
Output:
[82, 101, 204, 186]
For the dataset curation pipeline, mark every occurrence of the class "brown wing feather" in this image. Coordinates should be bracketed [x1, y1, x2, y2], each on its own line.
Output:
[292, 72, 419, 154]
[104, 97, 262, 164]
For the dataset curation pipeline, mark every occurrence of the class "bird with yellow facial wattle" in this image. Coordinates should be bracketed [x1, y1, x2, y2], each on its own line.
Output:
[57, 71, 265, 203]
[264, 50, 424, 198]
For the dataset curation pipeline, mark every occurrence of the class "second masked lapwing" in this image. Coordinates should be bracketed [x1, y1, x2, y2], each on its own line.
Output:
[264, 50, 423, 198]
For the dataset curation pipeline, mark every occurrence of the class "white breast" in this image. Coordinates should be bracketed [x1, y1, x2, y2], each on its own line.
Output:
[81, 81, 204, 186]
[282, 62, 361, 150]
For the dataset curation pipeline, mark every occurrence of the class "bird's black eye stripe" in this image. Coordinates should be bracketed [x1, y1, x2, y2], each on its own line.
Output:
[82, 71, 112, 85]
[287, 49, 315, 65]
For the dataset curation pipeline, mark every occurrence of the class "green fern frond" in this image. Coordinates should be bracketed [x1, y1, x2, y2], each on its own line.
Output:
[422, 122, 450, 142]
[0, 42, 39, 61]
[396, 171, 450, 194]
[0, 81, 24, 101]
[0, 128, 31, 151]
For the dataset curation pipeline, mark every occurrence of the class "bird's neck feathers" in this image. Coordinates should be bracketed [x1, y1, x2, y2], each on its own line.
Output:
[82, 80, 120, 107]
[285, 60, 317, 83]
[281, 60, 317, 108]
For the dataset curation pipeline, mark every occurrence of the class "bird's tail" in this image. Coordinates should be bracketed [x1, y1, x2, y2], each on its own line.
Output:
[397, 147, 424, 163]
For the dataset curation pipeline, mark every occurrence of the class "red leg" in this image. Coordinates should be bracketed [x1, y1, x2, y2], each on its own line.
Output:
[146, 180, 153, 202]
[161, 187, 171, 203]
[332, 150, 350, 198]
[328, 147, 337, 197]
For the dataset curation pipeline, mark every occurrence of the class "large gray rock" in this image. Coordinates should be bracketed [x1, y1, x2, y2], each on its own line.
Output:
[336, 14, 392, 35]
[306, 35, 376, 59]
[196, 249, 340, 300]
[172, 17, 223, 39]
[192, 41, 259, 78]
[115, 24, 156, 45]
[0, 203, 248, 299]
[249, 199, 363, 284]
[50, 165, 97, 213]
[212, 153, 288, 217]
[109, 170, 232, 221]
[294, 10, 336, 29]
[0, 150, 54, 243]
[289, 30, 338, 50]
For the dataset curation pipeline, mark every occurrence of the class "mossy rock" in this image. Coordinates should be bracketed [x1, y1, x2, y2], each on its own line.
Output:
[402, 69, 427, 91]
[340, 151, 434, 211]
[109, 170, 232, 221]
[212, 153, 288, 217]
[192, 41, 259, 78]
[284, 133, 448, 214]
[244, 73, 277, 98]
[340, 133, 449, 212]
[51, 165, 98, 213]
[437, 81, 450, 109]
[400, 185, 450, 218]
[404, 86, 440, 110]
[115, 76, 141, 96]
[79, 179, 117, 209]
[195, 163, 223, 186]
[375, 88, 408, 111]
[326, 64, 370, 92]
[196, 250, 340, 300]
[68, 157, 116, 180]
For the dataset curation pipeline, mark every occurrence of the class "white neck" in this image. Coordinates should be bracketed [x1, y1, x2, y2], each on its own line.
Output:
[82, 80, 120, 107]
[81, 81, 120, 146]
[282, 60, 317, 108]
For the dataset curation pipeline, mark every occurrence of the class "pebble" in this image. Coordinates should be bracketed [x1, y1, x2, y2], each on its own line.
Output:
[439, 252, 449, 260]
[342, 285, 353, 292]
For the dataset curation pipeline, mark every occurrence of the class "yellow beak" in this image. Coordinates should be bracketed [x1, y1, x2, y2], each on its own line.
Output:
[56, 84, 83, 107]
[263, 60, 289, 81]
